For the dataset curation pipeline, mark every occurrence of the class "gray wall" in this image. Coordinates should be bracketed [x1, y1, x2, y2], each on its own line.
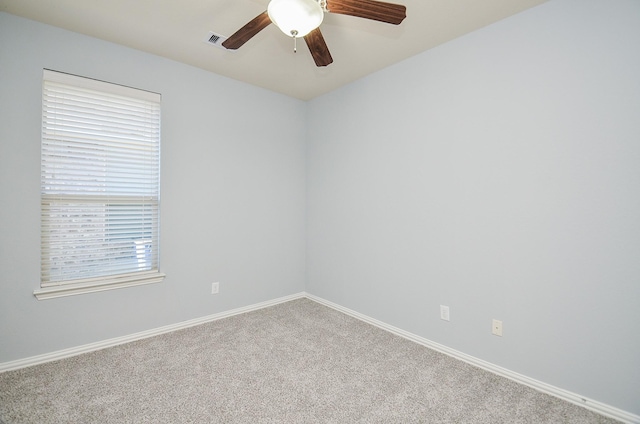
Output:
[306, 0, 640, 415]
[0, 12, 306, 361]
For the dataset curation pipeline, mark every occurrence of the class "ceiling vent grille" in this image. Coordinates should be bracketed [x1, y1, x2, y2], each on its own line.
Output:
[204, 31, 229, 50]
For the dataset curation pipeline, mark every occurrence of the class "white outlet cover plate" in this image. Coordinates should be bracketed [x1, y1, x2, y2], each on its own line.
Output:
[492, 319, 503, 336]
[211, 282, 219, 294]
[440, 305, 450, 321]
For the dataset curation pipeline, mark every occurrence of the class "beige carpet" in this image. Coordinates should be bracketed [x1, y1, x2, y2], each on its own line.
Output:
[0, 298, 618, 423]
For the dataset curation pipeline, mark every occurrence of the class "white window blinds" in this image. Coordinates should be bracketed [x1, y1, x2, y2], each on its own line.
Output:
[36, 70, 164, 300]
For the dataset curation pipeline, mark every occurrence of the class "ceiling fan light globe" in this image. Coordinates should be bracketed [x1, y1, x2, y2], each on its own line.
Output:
[267, 0, 324, 38]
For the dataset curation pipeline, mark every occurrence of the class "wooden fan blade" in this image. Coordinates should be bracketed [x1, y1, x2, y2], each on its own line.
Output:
[222, 11, 272, 50]
[326, 0, 406, 25]
[304, 28, 333, 67]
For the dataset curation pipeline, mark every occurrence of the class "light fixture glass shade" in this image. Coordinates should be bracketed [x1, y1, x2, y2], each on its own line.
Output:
[267, 0, 324, 38]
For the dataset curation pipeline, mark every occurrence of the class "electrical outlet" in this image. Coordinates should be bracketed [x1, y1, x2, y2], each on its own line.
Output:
[492, 319, 503, 336]
[211, 282, 219, 294]
[440, 305, 450, 321]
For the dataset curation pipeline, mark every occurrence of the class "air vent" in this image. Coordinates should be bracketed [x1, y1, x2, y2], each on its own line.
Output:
[204, 31, 230, 50]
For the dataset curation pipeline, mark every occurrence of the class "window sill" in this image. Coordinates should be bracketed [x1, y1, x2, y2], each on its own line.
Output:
[34, 271, 166, 300]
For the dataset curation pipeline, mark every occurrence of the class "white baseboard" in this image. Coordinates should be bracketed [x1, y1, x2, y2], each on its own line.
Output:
[0, 292, 305, 373]
[304, 293, 639, 424]
[1, 291, 637, 423]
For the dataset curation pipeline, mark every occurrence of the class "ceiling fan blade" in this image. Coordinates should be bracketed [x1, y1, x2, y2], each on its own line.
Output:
[222, 11, 272, 50]
[304, 28, 333, 67]
[326, 0, 406, 25]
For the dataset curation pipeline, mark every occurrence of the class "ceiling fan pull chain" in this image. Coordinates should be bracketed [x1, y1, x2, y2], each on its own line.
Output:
[291, 30, 299, 53]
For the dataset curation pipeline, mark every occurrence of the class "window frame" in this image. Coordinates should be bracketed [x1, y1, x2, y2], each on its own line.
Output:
[34, 70, 165, 300]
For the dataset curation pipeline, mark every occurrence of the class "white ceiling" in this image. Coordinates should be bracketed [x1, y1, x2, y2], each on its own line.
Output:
[0, 0, 547, 100]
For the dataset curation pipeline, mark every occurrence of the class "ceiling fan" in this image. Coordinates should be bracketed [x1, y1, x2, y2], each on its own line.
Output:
[221, 0, 407, 67]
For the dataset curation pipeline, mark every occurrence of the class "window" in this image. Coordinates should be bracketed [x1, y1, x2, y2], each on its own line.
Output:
[35, 70, 164, 300]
